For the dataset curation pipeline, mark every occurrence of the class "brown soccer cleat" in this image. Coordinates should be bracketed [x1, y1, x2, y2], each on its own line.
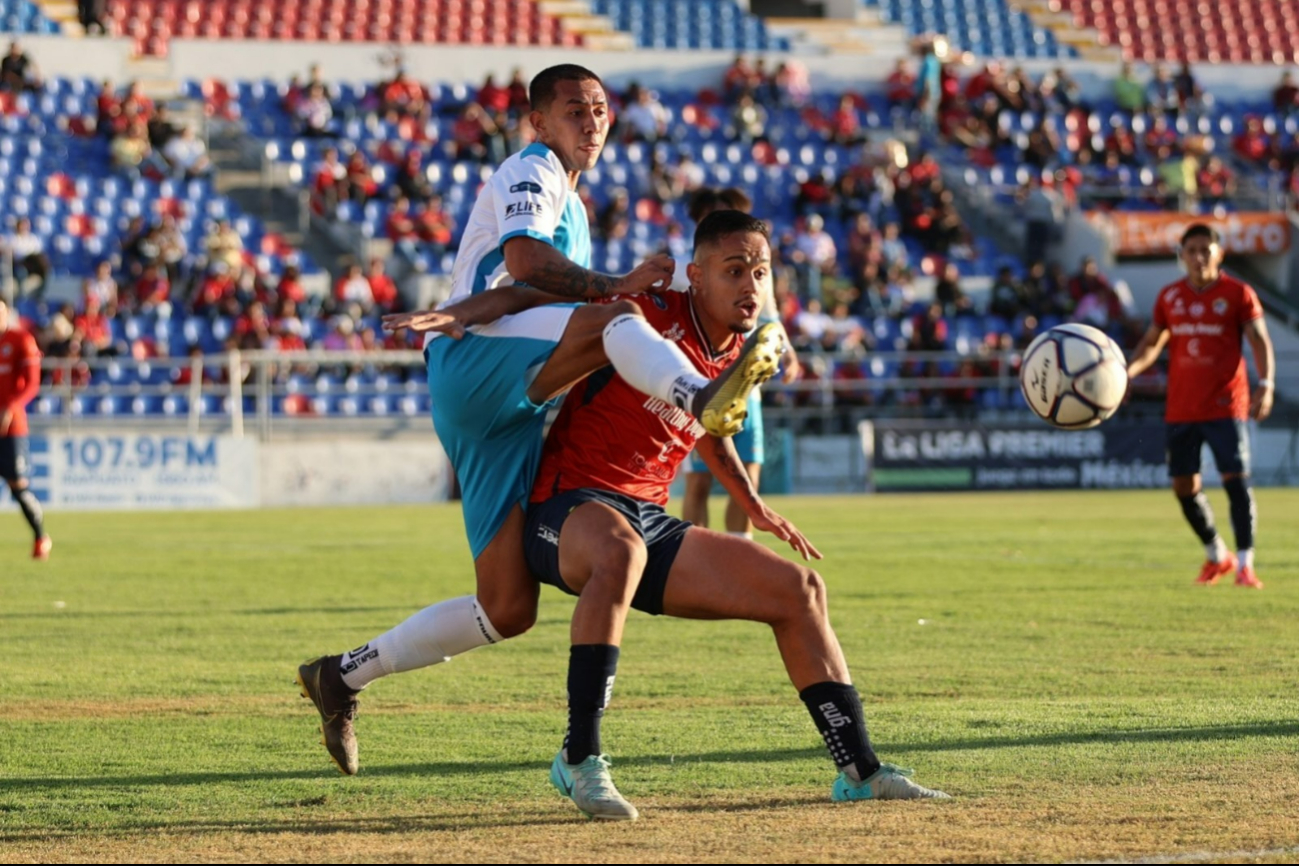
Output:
[297, 655, 360, 775]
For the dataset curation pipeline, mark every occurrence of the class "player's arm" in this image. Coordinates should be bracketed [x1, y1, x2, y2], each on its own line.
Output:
[1, 340, 40, 435]
[381, 284, 573, 338]
[1126, 322, 1170, 379]
[503, 237, 673, 300]
[1244, 316, 1275, 421]
[694, 434, 822, 561]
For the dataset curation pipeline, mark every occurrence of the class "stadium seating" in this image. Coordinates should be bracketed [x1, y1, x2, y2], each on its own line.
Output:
[106, 0, 583, 55]
[0, 0, 59, 35]
[587, 0, 790, 51]
[861, 0, 1071, 58]
[1053, 0, 1299, 64]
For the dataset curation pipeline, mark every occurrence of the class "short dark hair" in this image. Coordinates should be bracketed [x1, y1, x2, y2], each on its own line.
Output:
[693, 210, 769, 255]
[1181, 222, 1220, 247]
[716, 187, 752, 213]
[529, 64, 603, 112]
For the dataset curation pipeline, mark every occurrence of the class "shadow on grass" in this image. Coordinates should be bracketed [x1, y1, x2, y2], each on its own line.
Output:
[6, 719, 1297, 794]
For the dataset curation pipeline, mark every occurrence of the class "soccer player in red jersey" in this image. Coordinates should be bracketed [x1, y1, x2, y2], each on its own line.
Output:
[1128, 224, 1275, 588]
[0, 298, 50, 559]
[525, 211, 949, 819]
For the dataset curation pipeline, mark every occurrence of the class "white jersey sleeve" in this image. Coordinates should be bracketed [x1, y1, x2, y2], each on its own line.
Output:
[489, 148, 570, 250]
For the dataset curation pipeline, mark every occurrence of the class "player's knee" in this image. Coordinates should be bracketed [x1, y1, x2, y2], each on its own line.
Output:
[584, 539, 647, 602]
[782, 565, 828, 618]
[481, 596, 537, 639]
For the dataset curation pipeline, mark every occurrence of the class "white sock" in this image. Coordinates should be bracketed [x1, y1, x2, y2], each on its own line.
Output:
[728, 530, 754, 540]
[1238, 548, 1254, 570]
[1206, 536, 1228, 563]
[603, 313, 708, 411]
[339, 595, 504, 690]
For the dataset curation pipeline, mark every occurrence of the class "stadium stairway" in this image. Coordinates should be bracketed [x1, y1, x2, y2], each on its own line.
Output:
[762, 3, 910, 56]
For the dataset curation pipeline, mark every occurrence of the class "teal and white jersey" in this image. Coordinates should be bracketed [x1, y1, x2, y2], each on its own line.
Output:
[442, 141, 591, 309]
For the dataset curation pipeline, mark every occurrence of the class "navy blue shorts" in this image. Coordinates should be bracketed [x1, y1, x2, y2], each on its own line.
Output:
[524, 488, 692, 616]
[0, 436, 29, 482]
[1166, 419, 1250, 478]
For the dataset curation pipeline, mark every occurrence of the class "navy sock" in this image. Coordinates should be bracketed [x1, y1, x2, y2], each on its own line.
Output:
[799, 681, 881, 782]
[1177, 492, 1218, 546]
[1223, 476, 1256, 551]
[563, 644, 620, 765]
[13, 487, 44, 541]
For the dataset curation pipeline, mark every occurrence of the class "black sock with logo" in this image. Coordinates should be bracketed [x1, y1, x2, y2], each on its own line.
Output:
[799, 681, 881, 782]
[563, 644, 620, 765]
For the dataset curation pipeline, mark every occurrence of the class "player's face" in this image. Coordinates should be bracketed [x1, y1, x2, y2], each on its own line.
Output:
[0, 302, 7, 332]
[1180, 236, 1222, 284]
[532, 79, 610, 175]
[689, 232, 771, 337]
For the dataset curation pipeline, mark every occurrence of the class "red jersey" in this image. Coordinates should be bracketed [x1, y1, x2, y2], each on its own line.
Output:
[1152, 273, 1263, 422]
[0, 327, 41, 437]
[531, 292, 742, 506]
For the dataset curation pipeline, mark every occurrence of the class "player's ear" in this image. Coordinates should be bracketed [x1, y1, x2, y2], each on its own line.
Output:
[529, 108, 546, 137]
[686, 261, 701, 289]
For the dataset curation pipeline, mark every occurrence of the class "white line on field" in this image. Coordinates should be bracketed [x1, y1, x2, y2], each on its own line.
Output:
[1071, 845, 1299, 864]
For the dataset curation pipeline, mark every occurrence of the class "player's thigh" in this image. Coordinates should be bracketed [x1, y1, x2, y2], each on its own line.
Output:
[1204, 419, 1251, 477]
[557, 500, 647, 596]
[661, 527, 821, 624]
[527, 299, 640, 404]
[472, 504, 540, 636]
[1166, 422, 1205, 480]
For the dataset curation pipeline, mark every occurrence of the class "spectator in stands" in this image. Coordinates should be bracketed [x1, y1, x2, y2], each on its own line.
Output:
[133, 263, 171, 313]
[925, 189, 969, 256]
[77, 0, 107, 34]
[934, 261, 974, 317]
[1113, 62, 1144, 114]
[82, 259, 117, 310]
[1042, 66, 1082, 113]
[846, 213, 883, 278]
[1274, 71, 1299, 117]
[597, 188, 632, 241]
[914, 36, 943, 132]
[451, 102, 498, 162]
[1155, 144, 1197, 210]
[311, 146, 349, 217]
[4, 217, 49, 299]
[385, 195, 422, 266]
[0, 41, 39, 94]
[321, 315, 360, 352]
[886, 58, 916, 113]
[334, 262, 374, 312]
[119, 80, 154, 122]
[73, 295, 118, 357]
[1066, 257, 1111, 307]
[1233, 116, 1276, 168]
[773, 61, 810, 109]
[1173, 62, 1205, 117]
[1022, 124, 1061, 171]
[155, 215, 188, 286]
[795, 169, 835, 219]
[382, 69, 430, 122]
[1072, 279, 1125, 333]
[345, 151, 378, 207]
[829, 95, 863, 146]
[793, 214, 838, 303]
[1195, 155, 1236, 212]
[163, 126, 213, 181]
[147, 104, 179, 151]
[722, 55, 757, 103]
[731, 92, 767, 144]
[366, 258, 399, 314]
[1019, 178, 1064, 267]
[988, 266, 1025, 319]
[506, 68, 530, 117]
[910, 302, 949, 352]
[394, 148, 433, 204]
[111, 121, 167, 180]
[95, 79, 120, 134]
[622, 85, 669, 143]
[791, 297, 832, 351]
[1145, 64, 1178, 116]
[415, 194, 455, 258]
[296, 83, 335, 138]
[669, 153, 705, 200]
[205, 219, 245, 280]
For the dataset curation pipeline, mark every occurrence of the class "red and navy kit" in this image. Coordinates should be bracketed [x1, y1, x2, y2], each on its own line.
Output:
[530, 291, 742, 506]
[1152, 274, 1263, 423]
[0, 327, 41, 438]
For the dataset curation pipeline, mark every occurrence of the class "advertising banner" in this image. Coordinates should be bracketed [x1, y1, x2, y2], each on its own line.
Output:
[865, 421, 1167, 492]
[1086, 211, 1291, 258]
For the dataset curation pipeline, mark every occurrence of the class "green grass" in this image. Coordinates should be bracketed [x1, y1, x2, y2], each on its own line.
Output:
[2, 491, 1299, 863]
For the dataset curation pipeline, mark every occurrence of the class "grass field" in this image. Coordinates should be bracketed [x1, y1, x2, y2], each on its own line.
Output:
[2, 490, 1299, 864]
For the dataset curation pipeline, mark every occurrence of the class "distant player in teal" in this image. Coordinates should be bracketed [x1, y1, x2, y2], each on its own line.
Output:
[297, 65, 782, 776]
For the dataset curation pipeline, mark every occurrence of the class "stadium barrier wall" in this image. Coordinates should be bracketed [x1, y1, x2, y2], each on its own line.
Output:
[0, 432, 451, 510]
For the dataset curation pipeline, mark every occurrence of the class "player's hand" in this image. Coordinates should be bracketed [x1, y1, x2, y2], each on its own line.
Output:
[381, 310, 465, 340]
[619, 254, 675, 295]
[750, 503, 822, 561]
[0, 408, 10, 437]
[1250, 384, 1274, 421]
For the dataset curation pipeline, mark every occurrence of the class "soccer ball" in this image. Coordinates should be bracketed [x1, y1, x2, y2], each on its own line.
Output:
[1019, 324, 1128, 429]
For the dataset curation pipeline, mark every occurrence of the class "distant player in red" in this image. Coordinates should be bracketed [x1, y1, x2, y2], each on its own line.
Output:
[525, 211, 949, 820]
[1128, 223, 1275, 588]
[0, 298, 50, 559]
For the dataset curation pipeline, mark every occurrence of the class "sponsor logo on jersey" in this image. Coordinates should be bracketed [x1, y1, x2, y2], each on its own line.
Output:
[1213, 298, 1228, 316]
[1190, 302, 1205, 318]
[504, 201, 544, 219]
[642, 395, 705, 438]
[650, 294, 668, 310]
[1170, 322, 1224, 336]
[663, 323, 685, 342]
[0, 344, 10, 357]
[537, 523, 559, 546]
[509, 181, 543, 194]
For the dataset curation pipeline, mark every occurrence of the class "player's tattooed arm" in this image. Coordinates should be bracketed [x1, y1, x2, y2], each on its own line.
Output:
[696, 434, 822, 561]
[505, 237, 674, 299]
